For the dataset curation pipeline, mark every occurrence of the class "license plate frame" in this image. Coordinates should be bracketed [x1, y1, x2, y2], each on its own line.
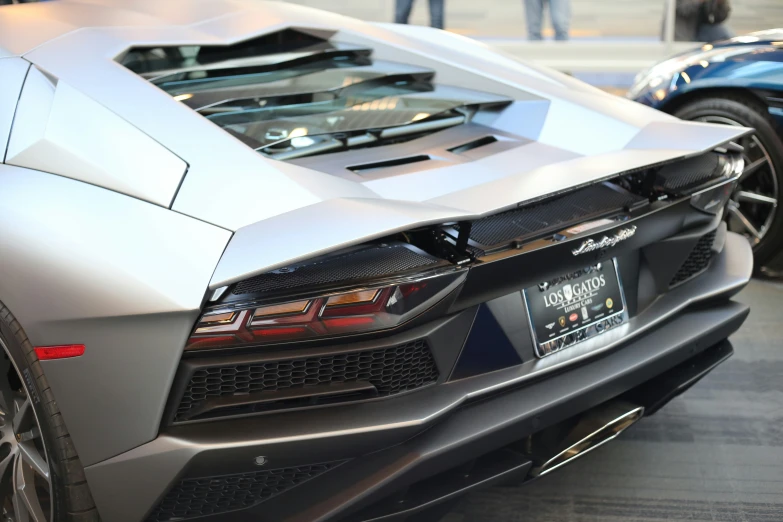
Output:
[523, 259, 628, 358]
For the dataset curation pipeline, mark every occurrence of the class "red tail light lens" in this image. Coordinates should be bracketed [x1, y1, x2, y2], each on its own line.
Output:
[187, 270, 465, 350]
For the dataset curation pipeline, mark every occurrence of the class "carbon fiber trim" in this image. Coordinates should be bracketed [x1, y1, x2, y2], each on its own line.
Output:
[232, 244, 442, 296]
[466, 183, 645, 254]
[657, 152, 722, 191]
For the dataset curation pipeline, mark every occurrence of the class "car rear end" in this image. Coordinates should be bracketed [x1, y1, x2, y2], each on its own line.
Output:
[11, 13, 752, 522]
[87, 146, 751, 522]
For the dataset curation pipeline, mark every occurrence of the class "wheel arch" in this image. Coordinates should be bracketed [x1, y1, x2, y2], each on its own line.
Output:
[658, 86, 770, 116]
[659, 86, 783, 144]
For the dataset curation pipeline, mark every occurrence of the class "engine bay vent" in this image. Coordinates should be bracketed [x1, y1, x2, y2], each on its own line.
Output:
[348, 154, 431, 173]
[120, 29, 512, 161]
[447, 135, 499, 155]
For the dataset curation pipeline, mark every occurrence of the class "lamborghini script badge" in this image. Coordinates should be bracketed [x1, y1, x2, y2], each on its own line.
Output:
[571, 226, 637, 256]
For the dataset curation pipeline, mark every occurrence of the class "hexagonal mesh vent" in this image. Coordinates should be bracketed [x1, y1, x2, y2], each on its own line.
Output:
[175, 339, 438, 421]
[669, 230, 717, 287]
[146, 462, 342, 522]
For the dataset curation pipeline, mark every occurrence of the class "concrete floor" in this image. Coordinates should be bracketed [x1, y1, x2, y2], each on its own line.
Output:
[443, 279, 783, 521]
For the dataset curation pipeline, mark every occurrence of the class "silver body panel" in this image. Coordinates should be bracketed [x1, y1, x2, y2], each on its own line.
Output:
[0, 165, 230, 464]
[0, 0, 751, 476]
[6, 66, 187, 207]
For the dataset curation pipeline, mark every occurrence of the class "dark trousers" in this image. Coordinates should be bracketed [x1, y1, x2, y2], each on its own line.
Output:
[395, 0, 445, 29]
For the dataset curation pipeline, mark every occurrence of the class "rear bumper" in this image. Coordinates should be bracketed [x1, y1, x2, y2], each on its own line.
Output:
[85, 233, 753, 522]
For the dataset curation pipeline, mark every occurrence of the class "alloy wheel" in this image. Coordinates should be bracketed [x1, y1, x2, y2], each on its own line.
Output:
[0, 345, 52, 522]
[696, 115, 779, 247]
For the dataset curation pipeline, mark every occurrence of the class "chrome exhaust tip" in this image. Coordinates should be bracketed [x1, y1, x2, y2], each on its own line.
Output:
[530, 401, 644, 477]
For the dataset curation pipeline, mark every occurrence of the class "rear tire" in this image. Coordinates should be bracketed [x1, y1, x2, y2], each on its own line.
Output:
[0, 301, 101, 522]
[673, 95, 783, 266]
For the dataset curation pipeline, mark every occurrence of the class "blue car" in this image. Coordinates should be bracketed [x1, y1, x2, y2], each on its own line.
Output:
[629, 31, 783, 267]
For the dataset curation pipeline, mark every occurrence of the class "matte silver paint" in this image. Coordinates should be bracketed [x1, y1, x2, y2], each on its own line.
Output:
[84, 232, 752, 522]
[0, 57, 29, 162]
[7, 66, 188, 207]
[0, 165, 231, 465]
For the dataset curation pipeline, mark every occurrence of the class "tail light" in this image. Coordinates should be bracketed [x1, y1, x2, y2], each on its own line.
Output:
[187, 268, 466, 350]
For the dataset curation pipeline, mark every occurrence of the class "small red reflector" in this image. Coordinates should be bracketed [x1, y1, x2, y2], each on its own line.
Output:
[34, 345, 85, 361]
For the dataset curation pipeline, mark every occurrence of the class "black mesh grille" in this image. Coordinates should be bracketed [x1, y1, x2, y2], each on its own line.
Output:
[146, 463, 340, 522]
[233, 244, 440, 295]
[468, 183, 644, 250]
[657, 152, 722, 191]
[176, 340, 438, 421]
[669, 231, 717, 287]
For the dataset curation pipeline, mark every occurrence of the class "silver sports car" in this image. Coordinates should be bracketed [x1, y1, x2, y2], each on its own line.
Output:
[0, 1, 753, 521]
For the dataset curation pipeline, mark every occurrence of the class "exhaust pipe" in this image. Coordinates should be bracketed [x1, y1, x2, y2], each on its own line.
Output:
[529, 401, 644, 477]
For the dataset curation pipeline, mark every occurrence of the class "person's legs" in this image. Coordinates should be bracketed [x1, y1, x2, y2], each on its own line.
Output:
[549, 0, 570, 40]
[524, 0, 544, 40]
[395, 0, 415, 24]
[429, 0, 444, 29]
[696, 23, 733, 42]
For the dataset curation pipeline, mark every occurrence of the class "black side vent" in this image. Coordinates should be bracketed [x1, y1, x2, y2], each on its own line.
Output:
[465, 183, 647, 256]
[447, 135, 498, 155]
[175, 339, 439, 422]
[231, 243, 443, 297]
[348, 154, 431, 173]
[669, 230, 717, 287]
[146, 462, 343, 522]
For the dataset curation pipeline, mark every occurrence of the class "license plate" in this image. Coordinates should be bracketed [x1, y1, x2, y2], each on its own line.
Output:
[523, 260, 626, 358]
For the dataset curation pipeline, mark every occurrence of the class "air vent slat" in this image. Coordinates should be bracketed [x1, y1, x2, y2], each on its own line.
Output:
[348, 154, 431, 173]
[379, 115, 465, 138]
[448, 135, 498, 154]
[185, 63, 435, 111]
[151, 44, 373, 86]
[161, 54, 370, 95]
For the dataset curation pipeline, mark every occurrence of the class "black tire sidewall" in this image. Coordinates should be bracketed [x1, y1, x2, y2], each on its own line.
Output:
[0, 317, 67, 521]
[674, 96, 783, 265]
